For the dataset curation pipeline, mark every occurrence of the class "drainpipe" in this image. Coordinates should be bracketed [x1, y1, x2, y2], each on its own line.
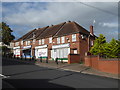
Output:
[88, 35, 90, 51]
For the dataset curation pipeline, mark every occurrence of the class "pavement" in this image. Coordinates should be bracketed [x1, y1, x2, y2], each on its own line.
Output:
[8, 58, 119, 80]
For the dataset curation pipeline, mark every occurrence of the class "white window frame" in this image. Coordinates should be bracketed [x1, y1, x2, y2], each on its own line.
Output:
[39, 40, 41, 45]
[26, 41, 28, 45]
[33, 39, 36, 44]
[49, 37, 52, 43]
[27, 41, 30, 45]
[91, 40, 94, 46]
[15, 42, 19, 46]
[72, 34, 76, 42]
[61, 36, 65, 43]
[21, 41, 23, 45]
[57, 37, 60, 44]
[42, 39, 44, 44]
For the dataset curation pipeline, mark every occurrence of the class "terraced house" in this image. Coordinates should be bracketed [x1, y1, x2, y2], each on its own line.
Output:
[12, 21, 96, 64]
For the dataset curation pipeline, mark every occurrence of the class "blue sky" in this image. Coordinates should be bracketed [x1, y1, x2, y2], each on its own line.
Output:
[2, 2, 118, 41]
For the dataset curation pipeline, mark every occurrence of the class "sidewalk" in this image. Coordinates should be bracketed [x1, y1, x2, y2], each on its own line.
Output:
[35, 60, 119, 80]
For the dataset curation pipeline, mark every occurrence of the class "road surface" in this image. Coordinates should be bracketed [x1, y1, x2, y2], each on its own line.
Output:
[2, 58, 119, 89]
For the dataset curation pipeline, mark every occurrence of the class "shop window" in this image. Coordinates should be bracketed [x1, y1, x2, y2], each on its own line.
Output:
[42, 39, 44, 44]
[39, 40, 41, 45]
[61, 37, 65, 43]
[57, 37, 60, 44]
[72, 34, 76, 42]
[49, 37, 52, 43]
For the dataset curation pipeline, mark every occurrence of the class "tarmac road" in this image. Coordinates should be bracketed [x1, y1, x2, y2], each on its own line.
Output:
[2, 58, 119, 89]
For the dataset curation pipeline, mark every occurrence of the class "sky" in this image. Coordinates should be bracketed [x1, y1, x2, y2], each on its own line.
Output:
[1, 1, 119, 42]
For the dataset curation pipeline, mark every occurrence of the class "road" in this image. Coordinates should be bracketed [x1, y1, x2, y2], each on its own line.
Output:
[2, 58, 119, 89]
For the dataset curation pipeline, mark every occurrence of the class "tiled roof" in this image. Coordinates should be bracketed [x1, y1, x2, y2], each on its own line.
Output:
[36, 22, 66, 39]
[53, 21, 90, 37]
[24, 26, 49, 40]
[17, 29, 36, 41]
[16, 21, 93, 41]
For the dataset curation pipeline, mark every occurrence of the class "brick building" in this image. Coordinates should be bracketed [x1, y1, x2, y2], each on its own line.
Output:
[12, 21, 96, 63]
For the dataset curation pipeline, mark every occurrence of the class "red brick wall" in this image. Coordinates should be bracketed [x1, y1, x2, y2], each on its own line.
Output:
[68, 54, 80, 64]
[85, 56, 120, 74]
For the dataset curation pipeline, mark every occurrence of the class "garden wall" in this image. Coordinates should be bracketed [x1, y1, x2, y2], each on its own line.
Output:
[85, 55, 120, 74]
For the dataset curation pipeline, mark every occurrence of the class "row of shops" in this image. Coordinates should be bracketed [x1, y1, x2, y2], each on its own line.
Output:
[13, 43, 70, 62]
[12, 21, 96, 63]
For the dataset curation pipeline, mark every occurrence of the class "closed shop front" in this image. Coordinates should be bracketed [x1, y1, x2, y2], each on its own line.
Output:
[13, 46, 20, 57]
[35, 45, 48, 59]
[51, 43, 70, 62]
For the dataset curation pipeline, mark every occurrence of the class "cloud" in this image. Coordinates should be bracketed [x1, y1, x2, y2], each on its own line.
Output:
[99, 22, 118, 28]
[2, 2, 118, 41]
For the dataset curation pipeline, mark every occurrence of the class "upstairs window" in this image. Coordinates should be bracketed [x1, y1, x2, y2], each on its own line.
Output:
[57, 37, 60, 44]
[27, 41, 30, 45]
[72, 34, 76, 42]
[49, 37, 52, 43]
[21, 41, 23, 45]
[26, 41, 28, 45]
[33, 39, 36, 44]
[39, 40, 41, 45]
[42, 39, 44, 44]
[61, 37, 65, 43]
[15, 42, 19, 46]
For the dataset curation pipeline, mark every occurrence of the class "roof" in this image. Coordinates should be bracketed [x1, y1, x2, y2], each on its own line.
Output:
[17, 29, 36, 41]
[16, 21, 95, 41]
[24, 26, 49, 40]
[36, 22, 66, 39]
[53, 21, 90, 37]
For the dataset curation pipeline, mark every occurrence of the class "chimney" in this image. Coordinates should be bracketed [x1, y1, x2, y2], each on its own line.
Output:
[90, 25, 94, 36]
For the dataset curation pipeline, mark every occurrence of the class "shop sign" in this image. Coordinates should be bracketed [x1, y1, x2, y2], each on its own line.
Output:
[13, 46, 20, 49]
[52, 43, 70, 49]
[35, 45, 48, 49]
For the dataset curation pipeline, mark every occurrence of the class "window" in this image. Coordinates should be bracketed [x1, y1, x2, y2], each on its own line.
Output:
[57, 37, 60, 44]
[74, 50, 77, 54]
[33, 39, 36, 44]
[21, 41, 23, 45]
[49, 37, 52, 43]
[27, 41, 30, 45]
[91, 41, 94, 46]
[72, 34, 76, 42]
[26, 41, 28, 45]
[42, 39, 44, 44]
[39, 40, 41, 45]
[61, 37, 65, 43]
[15, 42, 19, 46]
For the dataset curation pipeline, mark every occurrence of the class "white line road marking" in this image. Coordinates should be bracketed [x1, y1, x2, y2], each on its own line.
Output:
[0, 74, 10, 78]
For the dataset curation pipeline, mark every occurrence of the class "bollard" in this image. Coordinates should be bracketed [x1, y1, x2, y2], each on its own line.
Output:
[55, 57, 58, 65]
[46, 57, 48, 63]
[21, 55, 23, 60]
[40, 57, 42, 62]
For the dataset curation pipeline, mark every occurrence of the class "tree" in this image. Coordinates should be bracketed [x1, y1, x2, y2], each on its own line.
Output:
[1, 22, 15, 45]
[105, 38, 120, 58]
[90, 34, 106, 57]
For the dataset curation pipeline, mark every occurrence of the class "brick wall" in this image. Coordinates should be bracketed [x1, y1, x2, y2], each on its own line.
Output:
[68, 54, 80, 64]
[85, 56, 120, 74]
